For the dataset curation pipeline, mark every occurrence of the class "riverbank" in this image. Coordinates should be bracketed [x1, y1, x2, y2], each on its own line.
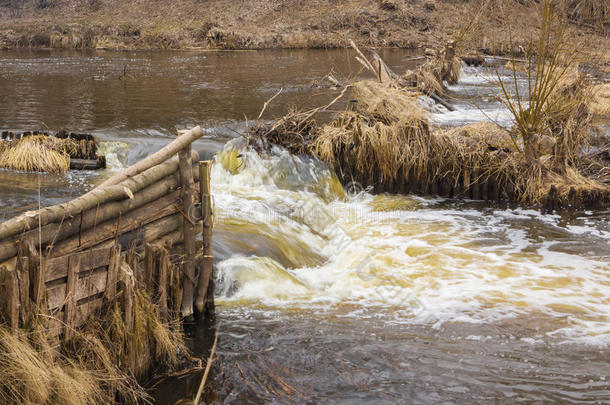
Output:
[1, 0, 608, 57]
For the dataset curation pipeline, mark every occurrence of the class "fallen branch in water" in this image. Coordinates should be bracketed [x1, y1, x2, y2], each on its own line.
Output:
[193, 322, 221, 405]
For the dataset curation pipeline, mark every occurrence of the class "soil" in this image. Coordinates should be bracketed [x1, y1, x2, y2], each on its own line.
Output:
[0, 0, 608, 57]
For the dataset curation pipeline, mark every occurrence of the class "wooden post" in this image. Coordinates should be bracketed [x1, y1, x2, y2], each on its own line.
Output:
[462, 169, 471, 198]
[105, 244, 120, 301]
[0, 267, 19, 332]
[195, 161, 213, 315]
[17, 256, 30, 325]
[158, 248, 168, 320]
[144, 243, 155, 293]
[179, 143, 197, 317]
[64, 255, 80, 342]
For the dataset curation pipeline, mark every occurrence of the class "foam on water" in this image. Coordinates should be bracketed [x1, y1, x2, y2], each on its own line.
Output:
[210, 140, 610, 346]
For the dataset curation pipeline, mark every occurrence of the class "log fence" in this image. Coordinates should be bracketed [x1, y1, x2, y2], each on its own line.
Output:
[0, 126, 214, 340]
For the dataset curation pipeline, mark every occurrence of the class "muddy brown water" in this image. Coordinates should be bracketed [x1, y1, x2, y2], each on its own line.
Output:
[1, 49, 609, 404]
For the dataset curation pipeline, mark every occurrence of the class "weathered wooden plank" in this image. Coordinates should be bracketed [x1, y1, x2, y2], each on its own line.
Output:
[63, 255, 80, 341]
[44, 246, 113, 283]
[157, 248, 168, 320]
[47, 268, 108, 311]
[104, 244, 120, 301]
[17, 256, 30, 325]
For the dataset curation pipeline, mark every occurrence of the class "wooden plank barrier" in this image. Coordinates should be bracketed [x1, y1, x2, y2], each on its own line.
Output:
[0, 126, 216, 342]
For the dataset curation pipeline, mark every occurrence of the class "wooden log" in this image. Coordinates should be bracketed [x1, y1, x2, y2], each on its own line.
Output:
[0, 151, 198, 243]
[462, 169, 471, 198]
[472, 167, 480, 200]
[50, 189, 183, 256]
[179, 144, 197, 317]
[69, 158, 105, 170]
[63, 255, 80, 341]
[114, 214, 184, 252]
[105, 244, 120, 300]
[97, 126, 203, 189]
[0, 171, 181, 262]
[195, 161, 213, 315]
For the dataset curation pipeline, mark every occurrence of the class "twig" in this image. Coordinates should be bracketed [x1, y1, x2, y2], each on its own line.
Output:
[257, 88, 283, 120]
[349, 39, 375, 74]
[193, 321, 221, 405]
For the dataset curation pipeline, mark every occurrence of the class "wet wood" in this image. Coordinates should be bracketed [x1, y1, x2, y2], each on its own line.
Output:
[196, 161, 214, 315]
[69, 158, 106, 170]
[0, 266, 20, 332]
[17, 257, 30, 325]
[0, 171, 185, 262]
[158, 248, 169, 320]
[44, 246, 113, 283]
[179, 143, 197, 317]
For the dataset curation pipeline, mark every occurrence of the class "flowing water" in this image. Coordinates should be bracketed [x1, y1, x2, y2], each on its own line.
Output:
[0, 49, 608, 404]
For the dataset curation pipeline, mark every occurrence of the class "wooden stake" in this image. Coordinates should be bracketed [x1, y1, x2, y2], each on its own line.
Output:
[179, 143, 197, 317]
[158, 248, 168, 320]
[196, 161, 214, 315]
[64, 255, 80, 341]
[105, 244, 120, 301]
[17, 256, 30, 325]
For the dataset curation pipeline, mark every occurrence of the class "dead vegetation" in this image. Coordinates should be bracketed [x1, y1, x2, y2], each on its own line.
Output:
[245, 1, 609, 208]
[0, 0, 608, 54]
[0, 134, 100, 173]
[0, 260, 186, 404]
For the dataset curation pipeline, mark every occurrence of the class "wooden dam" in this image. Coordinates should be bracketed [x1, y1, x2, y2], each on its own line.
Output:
[0, 126, 214, 347]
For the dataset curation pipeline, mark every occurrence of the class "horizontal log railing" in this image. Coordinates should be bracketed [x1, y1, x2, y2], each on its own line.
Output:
[0, 126, 215, 340]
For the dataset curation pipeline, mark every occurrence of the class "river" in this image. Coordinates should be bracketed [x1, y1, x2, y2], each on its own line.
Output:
[0, 49, 608, 404]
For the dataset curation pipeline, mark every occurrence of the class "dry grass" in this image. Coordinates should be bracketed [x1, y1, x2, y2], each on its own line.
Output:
[270, 78, 609, 206]
[0, 323, 144, 404]
[0, 136, 78, 173]
[0, 264, 186, 404]
[589, 83, 610, 117]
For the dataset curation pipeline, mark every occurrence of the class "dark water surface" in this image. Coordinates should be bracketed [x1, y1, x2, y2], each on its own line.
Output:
[1, 49, 609, 405]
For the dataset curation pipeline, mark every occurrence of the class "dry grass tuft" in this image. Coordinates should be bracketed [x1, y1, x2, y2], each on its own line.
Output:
[0, 135, 79, 173]
[0, 265, 186, 404]
[0, 323, 144, 405]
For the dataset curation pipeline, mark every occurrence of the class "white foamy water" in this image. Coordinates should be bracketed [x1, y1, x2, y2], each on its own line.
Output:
[430, 63, 529, 127]
[210, 140, 610, 346]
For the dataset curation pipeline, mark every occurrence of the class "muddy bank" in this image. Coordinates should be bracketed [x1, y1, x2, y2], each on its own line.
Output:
[1, 0, 608, 54]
